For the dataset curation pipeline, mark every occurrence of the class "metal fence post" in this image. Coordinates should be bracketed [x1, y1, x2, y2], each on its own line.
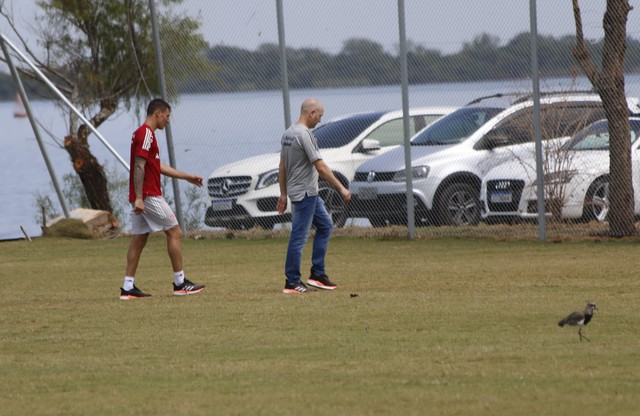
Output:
[398, 0, 415, 239]
[530, 0, 546, 241]
[276, 0, 291, 129]
[149, 0, 185, 234]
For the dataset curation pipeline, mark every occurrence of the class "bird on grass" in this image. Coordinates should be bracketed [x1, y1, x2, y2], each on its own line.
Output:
[558, 301, 597, 342]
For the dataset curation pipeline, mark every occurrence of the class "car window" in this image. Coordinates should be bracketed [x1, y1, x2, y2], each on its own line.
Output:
[566, 119, 640, 150]
[541, 104, 606, 139]
[364, 114, 442, 147]
[314, 112, 385, 148]
[411, 107, 503, 146]
[481, 103, 607, 148]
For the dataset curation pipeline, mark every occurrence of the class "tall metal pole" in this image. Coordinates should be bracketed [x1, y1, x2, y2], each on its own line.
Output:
[530, 0, 546, 241]
[149, 0, 185, 233]
[398, 0, 415, 239]
[276, 0, 291, 129]
[1, 35, 70, 219]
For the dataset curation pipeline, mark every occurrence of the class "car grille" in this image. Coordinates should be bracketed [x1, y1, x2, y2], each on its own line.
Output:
[257, 197, 278, 212]
[208, 176, 252, 197]
[486, 179, 525, 212]
[353, 171, 396, 182]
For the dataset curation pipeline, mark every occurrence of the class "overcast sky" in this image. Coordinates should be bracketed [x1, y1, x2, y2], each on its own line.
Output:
[175, 0, 639, 53]
[2, 0, 640, 55]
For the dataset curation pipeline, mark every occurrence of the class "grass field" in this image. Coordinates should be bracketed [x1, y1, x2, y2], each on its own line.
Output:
[1, 233, 639, 415]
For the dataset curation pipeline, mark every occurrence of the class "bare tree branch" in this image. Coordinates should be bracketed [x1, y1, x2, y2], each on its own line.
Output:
[571, 0, 603, 88]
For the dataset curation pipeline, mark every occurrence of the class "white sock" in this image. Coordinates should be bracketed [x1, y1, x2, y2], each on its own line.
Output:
[174, 271, 185, 286]
[123, 277, 135, 291]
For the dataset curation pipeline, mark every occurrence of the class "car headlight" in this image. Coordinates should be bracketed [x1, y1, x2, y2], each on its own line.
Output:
[393, 166, 430, 182]
[256, 169, 279, 190]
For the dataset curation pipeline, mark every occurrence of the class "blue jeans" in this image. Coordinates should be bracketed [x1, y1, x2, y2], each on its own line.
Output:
[285, 194, 334, 285]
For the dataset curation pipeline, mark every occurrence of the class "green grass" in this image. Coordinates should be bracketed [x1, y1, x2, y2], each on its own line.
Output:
[1, 234, 639, 415]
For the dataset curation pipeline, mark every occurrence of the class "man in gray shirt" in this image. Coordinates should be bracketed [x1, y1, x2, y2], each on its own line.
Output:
[276, 98, 351, 294]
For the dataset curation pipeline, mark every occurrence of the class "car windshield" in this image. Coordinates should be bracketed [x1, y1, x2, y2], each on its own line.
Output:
[565, 119, 640, 150]
[313, 112, 385, 148]
[410, 107, 503, 146]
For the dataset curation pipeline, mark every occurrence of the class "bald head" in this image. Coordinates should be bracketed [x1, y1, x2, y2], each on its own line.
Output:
[298, 98, 324, 128]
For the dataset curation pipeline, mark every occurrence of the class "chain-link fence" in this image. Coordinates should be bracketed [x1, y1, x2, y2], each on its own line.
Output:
[2, 1, 640, 240]
[153, 0, 640, 240]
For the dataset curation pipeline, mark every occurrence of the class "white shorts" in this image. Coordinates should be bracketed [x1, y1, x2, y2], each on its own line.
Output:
[130, 196, 179, 235]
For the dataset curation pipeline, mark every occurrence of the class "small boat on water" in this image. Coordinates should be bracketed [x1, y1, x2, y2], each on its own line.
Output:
[14, 94, 27, 118]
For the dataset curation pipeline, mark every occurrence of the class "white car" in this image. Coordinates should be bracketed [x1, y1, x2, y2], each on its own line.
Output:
[349, 93, 640, 227]
[481, 118, 640, 222]
[204, 107, 455, 229]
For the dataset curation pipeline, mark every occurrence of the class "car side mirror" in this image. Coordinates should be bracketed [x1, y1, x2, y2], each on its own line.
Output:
[481, 132, 510, 149]
[359, 138, 382, 153]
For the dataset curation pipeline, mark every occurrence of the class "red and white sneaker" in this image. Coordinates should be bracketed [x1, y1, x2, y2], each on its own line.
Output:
[173, 279, 205, 296]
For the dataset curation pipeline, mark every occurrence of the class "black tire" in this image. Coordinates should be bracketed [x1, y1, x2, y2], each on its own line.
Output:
[319, 181, 348, 228]
[436, 182, 481, 226]
[582, 177, 609, 222]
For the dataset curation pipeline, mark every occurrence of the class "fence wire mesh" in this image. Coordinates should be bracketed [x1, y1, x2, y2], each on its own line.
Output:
[3, 0, 640, 240]
[152, 0, 640, 240]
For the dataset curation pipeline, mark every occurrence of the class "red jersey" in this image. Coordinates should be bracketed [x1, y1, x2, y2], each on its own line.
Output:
[129, 124, 162, 202]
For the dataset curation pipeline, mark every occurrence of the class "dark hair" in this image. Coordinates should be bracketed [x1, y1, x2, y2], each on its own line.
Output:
[147, 98, 171, 116]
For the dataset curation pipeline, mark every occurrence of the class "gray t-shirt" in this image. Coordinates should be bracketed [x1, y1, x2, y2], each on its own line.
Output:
[280, 123, 322, 202]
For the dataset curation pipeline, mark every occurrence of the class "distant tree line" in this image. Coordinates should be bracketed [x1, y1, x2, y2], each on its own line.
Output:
[178, 33, 640, 93]
[4, 32, 640, 99]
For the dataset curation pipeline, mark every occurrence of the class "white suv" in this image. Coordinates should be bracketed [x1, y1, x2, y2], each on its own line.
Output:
[204, 107, 455, 229]
[349, 92, 640, 227]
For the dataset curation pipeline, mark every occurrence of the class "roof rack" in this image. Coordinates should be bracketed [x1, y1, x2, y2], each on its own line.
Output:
[464, 89, 597, 107]
[512, 89, 597, 104]
[464, 93, 507, 106]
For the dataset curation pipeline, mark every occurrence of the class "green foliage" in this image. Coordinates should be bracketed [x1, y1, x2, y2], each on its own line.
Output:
[182, 184, 206, 230]
[160, 175, 207, 230]
[61, 171, 90, 209]
[32, 192, 61, 224]
[34, 0, 213, 109]
[34, 163, 131, 228]
[1, 236, 639, 415]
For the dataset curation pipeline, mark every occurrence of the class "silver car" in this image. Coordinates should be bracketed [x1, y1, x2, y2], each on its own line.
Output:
[349, 92, 640, 227]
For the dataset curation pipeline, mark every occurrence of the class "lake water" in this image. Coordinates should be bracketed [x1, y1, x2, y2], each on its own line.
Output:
[3, 76, 640, 240]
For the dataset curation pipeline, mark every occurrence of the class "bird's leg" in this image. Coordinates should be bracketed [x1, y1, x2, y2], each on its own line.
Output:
[578, 327, 590, 342]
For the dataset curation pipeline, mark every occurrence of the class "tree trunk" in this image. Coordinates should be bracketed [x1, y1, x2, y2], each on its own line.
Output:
[64, 132, 113, 212]
[572, 0, 636, 236]
[601, 86, 635, 236]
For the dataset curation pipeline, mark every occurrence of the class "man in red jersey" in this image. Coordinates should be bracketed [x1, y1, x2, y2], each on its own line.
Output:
[120, 98, 205, 299]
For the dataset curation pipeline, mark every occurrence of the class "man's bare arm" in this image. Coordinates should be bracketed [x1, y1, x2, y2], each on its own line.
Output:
[160, 163, 203, 187]
[133, 156, 147, 199]
[314, 159, 351, 203]
[132, 156, 147, 213]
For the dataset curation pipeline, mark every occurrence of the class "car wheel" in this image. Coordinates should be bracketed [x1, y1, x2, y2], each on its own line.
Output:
[583, 177, 609, 222]
[436, 183, 481, 226]
[319, 181, 348, 228]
